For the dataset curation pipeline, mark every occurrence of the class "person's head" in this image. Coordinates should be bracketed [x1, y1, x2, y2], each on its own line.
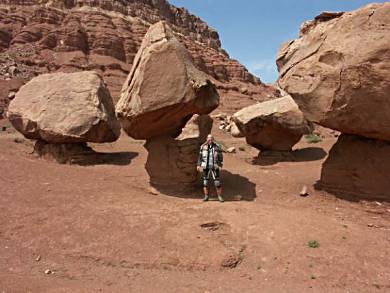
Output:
[207, 134, 214, 145]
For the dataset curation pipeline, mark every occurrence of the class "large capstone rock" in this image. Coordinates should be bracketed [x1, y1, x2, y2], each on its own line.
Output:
[144, 114, 212, 188]
[320, 134, 390, 200]
[116, 21, 219, 139]
[277, 3, 390, 141]
[7, 71, 120, 143]
[232, 96, 313, 151]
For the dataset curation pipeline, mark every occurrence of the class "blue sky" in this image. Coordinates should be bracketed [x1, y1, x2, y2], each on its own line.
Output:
[169, 0, 387, 83]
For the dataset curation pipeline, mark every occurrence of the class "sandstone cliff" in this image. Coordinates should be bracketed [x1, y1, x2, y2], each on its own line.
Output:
[0, 0, 279, 118]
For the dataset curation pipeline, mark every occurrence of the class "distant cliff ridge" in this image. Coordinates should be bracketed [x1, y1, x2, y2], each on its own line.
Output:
[0, 0, 279, 118]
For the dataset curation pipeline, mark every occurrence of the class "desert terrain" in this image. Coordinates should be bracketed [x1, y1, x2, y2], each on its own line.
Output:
[1, 120, 389, 293]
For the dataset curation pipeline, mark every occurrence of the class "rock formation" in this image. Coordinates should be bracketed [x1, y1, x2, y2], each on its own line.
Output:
[145, 114, 212, 188]
[277, 3, 390, 141]
[116, 21, 219, 139]
[320, 134, 390, 200]
[0, 0, 279, 118]
[7, 71, 120, 162]
[232, 96, 312, 151]
[117, 21, 218, 189]
[277, 3, 390, 200]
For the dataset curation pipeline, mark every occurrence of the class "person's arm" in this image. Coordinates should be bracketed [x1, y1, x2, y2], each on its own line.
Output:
[197, 146, 203, 171]
[217, 145, 223, 168]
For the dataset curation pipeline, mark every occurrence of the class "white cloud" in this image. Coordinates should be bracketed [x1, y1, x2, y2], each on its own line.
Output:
[246, 59, 278, 83]
[247, 59, 276, 73]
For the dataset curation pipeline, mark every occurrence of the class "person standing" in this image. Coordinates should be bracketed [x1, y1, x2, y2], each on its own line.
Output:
[197, 134, 224, 202]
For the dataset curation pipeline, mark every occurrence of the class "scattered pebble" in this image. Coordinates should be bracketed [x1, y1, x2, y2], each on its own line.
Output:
[226, 146, 236, 153]
[36, 255, 41, 262]
[44, 269, 53, 275]
[8, 91, 16, 99]
[233, 195, 242, 201]
[300, 185, 309, 197]
[148, 187, 159, 195]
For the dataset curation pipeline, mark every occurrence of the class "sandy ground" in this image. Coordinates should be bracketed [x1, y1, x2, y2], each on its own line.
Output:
[0, 120, 389, 293]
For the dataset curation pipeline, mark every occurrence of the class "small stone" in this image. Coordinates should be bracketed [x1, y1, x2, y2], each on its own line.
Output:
[36, 255, 41, 262]
[7, 91, 16, 100]
[44, 269, 52, 274]
[148, 187, 160, 195]
[227, 147, 236, 153]
[8, 65, 18, 76]
[214, 113, 227, 120]
[300, 185, 309, 196]
[234, 195, 242, 201]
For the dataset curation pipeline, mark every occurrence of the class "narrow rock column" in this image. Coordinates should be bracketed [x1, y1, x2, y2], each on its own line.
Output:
[144, 115, 212, 189]
[319, 134, 390, 200]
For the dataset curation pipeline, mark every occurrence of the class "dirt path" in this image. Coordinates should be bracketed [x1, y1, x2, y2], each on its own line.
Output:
[1, 123, 389, 293]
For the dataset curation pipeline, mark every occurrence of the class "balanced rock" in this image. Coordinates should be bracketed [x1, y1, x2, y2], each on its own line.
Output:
[277, 3, 390, 141]
[7, 71, 120, 143]
[232, 96, 312, 151]
[144, 114, 212, 188]
[320, 134, 390, 200]
[116, 21, 219, 139]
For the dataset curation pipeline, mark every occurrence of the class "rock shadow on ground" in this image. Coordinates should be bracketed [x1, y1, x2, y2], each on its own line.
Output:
[75, 151, 138, 166]
[253, 147, 327, 166]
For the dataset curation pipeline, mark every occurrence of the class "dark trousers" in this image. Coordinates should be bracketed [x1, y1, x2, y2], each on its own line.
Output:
[202, 168, 221, 188]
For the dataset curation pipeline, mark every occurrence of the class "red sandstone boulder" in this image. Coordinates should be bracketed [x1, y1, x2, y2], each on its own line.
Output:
[116, 21, 219, 139]
[232, 96, 313, 151]
[277, 3, 390, 141]
[7, 71, 120, 143]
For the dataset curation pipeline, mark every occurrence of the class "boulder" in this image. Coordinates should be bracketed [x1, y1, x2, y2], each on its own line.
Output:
[277, 3, 390, 141]
[116, 21, 219, 139]
[7, 71, 120, 143]
[320, 134, 390, 200]
[232, 96, 313, 151]
[144, 114, 212, 188]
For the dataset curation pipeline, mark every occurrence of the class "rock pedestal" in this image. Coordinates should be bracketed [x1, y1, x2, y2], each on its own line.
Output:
[320, 134, 390, 200]
[144, 115, 212, 189]
[33, 141, 95, 164]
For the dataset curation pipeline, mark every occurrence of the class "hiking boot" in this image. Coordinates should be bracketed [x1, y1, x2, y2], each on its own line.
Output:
[202, 195, 209, 202]
[218, 196, 224, 203]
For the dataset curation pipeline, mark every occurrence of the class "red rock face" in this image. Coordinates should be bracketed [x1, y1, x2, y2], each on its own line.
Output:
[0, 0, 279, 117]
